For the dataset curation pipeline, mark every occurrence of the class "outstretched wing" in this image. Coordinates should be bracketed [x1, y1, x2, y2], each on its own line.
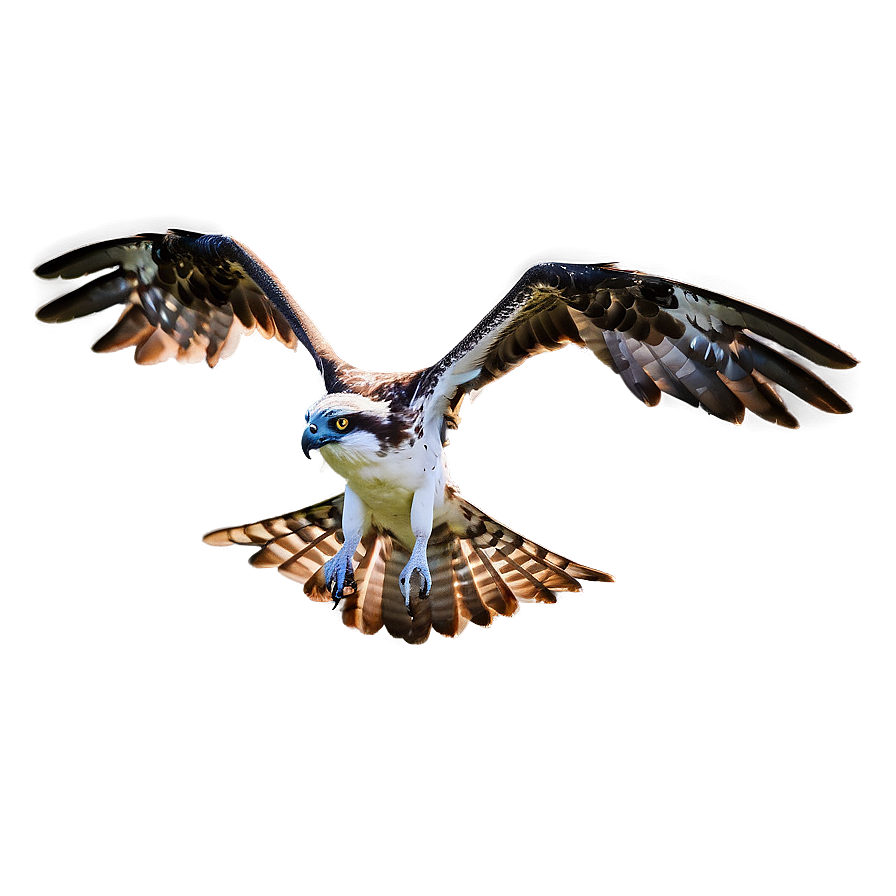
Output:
[415, 262, 857, 431]
[35, 229, 346, 389]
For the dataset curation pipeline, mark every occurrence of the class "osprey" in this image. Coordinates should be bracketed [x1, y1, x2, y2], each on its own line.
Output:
[35, 229, 856, 643]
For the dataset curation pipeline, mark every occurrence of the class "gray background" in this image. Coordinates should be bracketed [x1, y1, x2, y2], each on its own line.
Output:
[2, 1, 890, 893]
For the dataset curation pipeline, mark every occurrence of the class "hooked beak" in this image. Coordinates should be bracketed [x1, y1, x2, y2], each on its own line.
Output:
[301, 424, 331, 459]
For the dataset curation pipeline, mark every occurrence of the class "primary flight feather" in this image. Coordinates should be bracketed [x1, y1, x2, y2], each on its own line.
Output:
[35, 229, 856, 643]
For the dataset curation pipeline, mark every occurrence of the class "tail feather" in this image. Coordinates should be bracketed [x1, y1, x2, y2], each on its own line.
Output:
[340, 533, 387, 635]
[378, 541, 409, 640]
[429, 545, 466, 637]
[452, 540, 493, 627]
[249, 527, 333, 569]
[467, 543, 519, 617]
[494, 549, 560, 604]
[277, 534, 341, 589]
[406, 587, 433, 645]
[204, 492, 612, 642]
[358, 535, 389, 635]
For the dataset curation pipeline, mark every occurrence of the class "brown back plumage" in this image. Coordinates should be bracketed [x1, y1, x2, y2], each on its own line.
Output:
[204, 494, 612, 644]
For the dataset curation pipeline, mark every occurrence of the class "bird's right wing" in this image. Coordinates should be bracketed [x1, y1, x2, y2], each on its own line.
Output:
[35, 229, 347, 389]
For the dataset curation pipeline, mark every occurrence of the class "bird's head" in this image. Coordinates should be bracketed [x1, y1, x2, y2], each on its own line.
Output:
[301, 393, 394, 470]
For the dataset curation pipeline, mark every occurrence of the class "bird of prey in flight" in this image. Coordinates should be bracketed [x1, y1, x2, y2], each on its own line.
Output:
[35, 229, 856, 643]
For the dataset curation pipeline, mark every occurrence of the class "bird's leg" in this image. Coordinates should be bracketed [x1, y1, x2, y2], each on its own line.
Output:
[324, 486, 366, 609]
[399, 485, 435, 613]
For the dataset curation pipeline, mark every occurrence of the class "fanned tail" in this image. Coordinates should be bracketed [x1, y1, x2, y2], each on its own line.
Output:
[203, 493, 612, 644]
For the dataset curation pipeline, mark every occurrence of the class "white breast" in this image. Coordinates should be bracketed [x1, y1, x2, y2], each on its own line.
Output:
[320, 423, 450, 546]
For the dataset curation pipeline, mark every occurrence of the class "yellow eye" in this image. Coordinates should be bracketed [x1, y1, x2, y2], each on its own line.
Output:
[335, 416, 350, 432]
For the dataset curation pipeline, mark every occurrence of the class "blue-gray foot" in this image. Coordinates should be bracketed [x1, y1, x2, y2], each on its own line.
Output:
[399, 543, 432, 614]
[324, 549, 357, 609]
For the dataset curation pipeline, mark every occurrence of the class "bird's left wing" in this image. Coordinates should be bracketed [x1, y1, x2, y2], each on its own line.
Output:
[414, 262, 856, 431]
[36, 229, 345, 388]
